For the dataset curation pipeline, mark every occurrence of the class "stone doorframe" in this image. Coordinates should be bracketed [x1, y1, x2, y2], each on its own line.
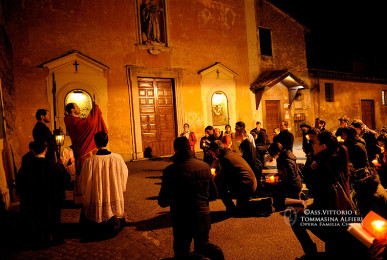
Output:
[126, 66, 184, 160]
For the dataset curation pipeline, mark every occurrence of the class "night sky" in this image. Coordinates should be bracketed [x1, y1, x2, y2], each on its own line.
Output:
[268, 1, 387, 76]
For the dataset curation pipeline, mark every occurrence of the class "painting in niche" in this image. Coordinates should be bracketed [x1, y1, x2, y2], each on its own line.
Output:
[139, 0, 166, 45]
[212, 92, 229, 126]
[65, 89, 93, 119]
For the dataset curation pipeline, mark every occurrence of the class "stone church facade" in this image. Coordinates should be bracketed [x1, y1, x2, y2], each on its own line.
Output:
[1, 0, 384, 207]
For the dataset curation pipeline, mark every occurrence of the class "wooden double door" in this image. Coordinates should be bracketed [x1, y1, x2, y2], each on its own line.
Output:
[138, 78, 176, 157]
[361, 100, 375, 129]
[265, 100, 280, 143]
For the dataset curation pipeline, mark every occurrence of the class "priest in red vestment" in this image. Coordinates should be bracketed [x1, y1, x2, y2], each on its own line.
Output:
[64, 102, 108, 203]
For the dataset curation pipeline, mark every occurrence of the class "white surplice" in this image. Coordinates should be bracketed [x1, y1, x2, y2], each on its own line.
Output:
[79, 153, 128, 223]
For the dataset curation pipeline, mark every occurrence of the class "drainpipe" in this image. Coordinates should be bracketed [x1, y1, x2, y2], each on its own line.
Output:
[125, 66, 137, 161]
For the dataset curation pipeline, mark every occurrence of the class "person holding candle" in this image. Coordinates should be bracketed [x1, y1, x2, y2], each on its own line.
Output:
[159, 137, 218, 258]
[341, 126, 369, 170]
[351, 119, 381, 165]
[299, 120, 312, 156]
[290, 131, 357, 258]
[208, 140, 257, 216]
[267, 142, 302, 211]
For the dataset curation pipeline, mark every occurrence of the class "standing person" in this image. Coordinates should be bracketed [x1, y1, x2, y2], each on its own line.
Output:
[158, 137, 218, 259]
[290, 131, 357, 258]
[333, 115, 349, 136]
[78, 132, 128, 239]
[267, 142, 302, 211]
[33, 109, 57, 163]
[64, 102, 108, 204]
[17, 141, 70, 249]
[351, 119, 381, 164]
[200, 126, 215, 165]
[299, 121, 312, 157]
[275, 121, 294, 151]
[224, 124, 232, 136]
[251, 121, 269, 168]
[180, 123, 197, 152]
[231, 121, 255, 155]
[314, 117, 326, 132]
[209, 140, 257, 215]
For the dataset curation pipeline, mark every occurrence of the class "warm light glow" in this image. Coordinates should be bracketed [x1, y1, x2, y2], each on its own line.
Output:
[371, 220, 387, 239]
[305, 134, 310, 140]
[337, 136, 343, 143]
[211, 168, 216, 176]
[372, 220, 386, 231]
[212, 93, 224, 105]
[269, 176, 275, 182]
[65, 89, 93, 118]
[372, 159, 381, 167]
[381, 147, 385, 153]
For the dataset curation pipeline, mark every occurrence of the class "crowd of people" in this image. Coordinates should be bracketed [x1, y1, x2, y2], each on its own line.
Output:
[13, 103, 387, 259]
[16, 103, 128, 249]
[166, 116, 387, 259]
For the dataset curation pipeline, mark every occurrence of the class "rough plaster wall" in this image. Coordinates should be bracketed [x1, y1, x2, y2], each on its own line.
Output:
[315, 78, 387, 132]
[6, 0, 252, 160]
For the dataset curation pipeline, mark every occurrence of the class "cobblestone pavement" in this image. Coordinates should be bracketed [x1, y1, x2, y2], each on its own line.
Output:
[1, 142, 327, 260]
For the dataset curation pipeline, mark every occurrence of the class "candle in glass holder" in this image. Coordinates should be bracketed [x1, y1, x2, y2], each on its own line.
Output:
[211, 168, 216, 176]
[371, 220, 387, 239]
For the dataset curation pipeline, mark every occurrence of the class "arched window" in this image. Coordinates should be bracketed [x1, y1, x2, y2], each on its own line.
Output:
[64, 89, 93, 119]
[211, 91, 229, 126]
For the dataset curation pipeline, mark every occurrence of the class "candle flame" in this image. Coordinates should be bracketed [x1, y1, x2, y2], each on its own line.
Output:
[211, 168, 216, 176]
[372, 220, 386, 231]
[269, 176, 275, 182]
[305, 135, 310, 140]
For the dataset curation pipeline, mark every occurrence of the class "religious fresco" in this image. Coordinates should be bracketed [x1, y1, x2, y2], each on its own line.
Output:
[138, 0, 166, 45]
[211, 91, 229, 126]
[64, 90, 93, 119]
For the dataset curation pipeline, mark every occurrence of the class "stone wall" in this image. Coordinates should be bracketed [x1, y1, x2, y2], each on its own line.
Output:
[0, 1, 21, 209]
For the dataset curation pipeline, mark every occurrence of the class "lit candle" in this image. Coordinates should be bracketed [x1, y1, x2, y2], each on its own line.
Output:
[371, 220, 387, 239]
[337, 136, 343, 142]
[269, 175, 275, 183]
[211, 168, 216, 176]
[372, 159, 381, 167]
[381, 147, 385, 153]
[305, 134, 310, 141]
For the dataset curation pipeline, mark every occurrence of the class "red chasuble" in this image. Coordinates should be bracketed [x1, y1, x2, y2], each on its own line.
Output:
[64, 104, 108, 204]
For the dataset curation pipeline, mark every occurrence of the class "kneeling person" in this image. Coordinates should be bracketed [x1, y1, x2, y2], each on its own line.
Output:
[79, 132, 128, 239]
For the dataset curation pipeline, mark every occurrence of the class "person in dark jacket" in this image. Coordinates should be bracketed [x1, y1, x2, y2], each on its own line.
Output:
[352, 119, 381, 164]
[291, 131, 359, 258]
[300, 121, 312, 156]
[240, 131, 263, 190]
[314, 117, 327, 132]
[350, 167, 387, 219]
[158, 137, 218, 258]
[17, 141, 70, 249]
[341, 126, 369, 170]
[32, 109, 57, 163]
[208, 140, 257, 215]
[200, 126, 216, 165]
[375, 135, 387, 187]
[276, 121, 294, 151]
[250, 121, 269, 168]
[267, 142, 302, 211]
